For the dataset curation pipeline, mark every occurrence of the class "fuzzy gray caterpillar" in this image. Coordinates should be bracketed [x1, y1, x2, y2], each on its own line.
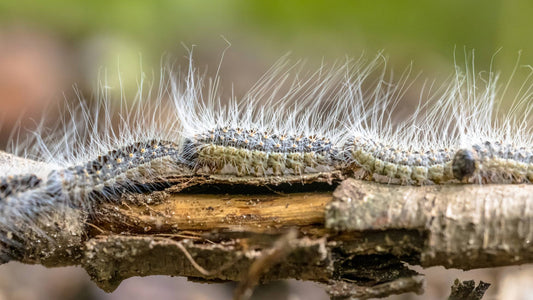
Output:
[0, 140, 184, 261]
[183, 127, 342, 176]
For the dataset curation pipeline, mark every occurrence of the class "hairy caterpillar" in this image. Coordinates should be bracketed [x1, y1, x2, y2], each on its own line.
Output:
[344, 137, 456, 184]
[184, 128, 341, 176]
[0, 51, 532, 261]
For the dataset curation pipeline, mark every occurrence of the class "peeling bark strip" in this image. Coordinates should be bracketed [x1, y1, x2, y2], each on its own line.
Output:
[82, 235, 332, 292]
[326, 179, 533, 269]
[327, 276, 425, 300]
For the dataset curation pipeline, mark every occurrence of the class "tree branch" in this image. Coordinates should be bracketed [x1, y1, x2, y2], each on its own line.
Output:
[1, 151, 530, 299]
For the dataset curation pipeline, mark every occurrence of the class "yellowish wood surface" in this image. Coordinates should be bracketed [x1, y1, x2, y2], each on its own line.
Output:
[97, 192, 332, 233]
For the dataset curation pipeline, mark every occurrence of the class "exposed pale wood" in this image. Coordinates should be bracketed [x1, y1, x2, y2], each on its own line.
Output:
[95, 191, 331, 233]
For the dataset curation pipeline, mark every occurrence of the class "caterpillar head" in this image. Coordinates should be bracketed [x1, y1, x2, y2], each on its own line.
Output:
[452, 148, 477, 181]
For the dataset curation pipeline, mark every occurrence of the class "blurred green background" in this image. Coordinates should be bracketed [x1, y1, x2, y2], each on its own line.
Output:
[0, 0, 526, 66]
[1, 0, 532, 100]
[0, 1, 532, 299]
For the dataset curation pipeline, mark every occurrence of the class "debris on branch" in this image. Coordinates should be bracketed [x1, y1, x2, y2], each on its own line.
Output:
[448, 279, 491, 300]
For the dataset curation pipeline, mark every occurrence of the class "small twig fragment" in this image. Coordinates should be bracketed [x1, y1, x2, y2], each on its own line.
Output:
[448, 279, 491, 300]
[234, 229, 298, 300]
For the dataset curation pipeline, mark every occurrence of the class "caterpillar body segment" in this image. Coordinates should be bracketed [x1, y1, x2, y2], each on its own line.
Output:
[184, 127, 344, 176]
[343, 137, 455, 185]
